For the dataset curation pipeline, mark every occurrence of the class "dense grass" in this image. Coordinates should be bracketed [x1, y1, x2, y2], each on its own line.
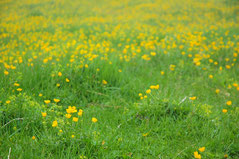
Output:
[0, 0, 239, 158]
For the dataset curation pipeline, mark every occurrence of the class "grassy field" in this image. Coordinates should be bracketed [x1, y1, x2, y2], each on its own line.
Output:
[0, 0, 239, 158]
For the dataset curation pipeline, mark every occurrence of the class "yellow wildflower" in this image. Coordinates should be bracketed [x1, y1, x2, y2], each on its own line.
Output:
[41, 112, 47, 117]
[215, 89, 220, 94]
[4, 70, 9, 75]
[150, 52, 156, 56]
[190, 96, 197, 100]
[58, 72, 62, 77]
[73, 117, 78, 122]
[199, 147, 205, 152]
[14, 83, 20, 86]
[222, 109, 228, 113]
[17, 88, 22, 92]
[142, 132, 149, 137]
[102, 80, 107, 85]
[226, 101, 232, 106]
[44, 100, 51, 104]
[66, 78, 70, 82]
[54, 99, 60, 103]
[146, 89, 151, 94]
[52, 120, 58, 127]
[92, 117, 98, 123]
[65, 114, 72, 118]
[6, 100, 11, 104]
[194, 151, 201, 159]
[78, 109, 83, 116]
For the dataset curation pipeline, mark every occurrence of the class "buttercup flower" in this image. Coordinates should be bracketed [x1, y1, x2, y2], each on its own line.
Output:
[92, 117, 98, 123]
[52, 120, 58, 127]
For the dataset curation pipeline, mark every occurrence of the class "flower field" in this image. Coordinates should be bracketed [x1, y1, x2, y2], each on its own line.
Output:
[0, 0, 239, 158]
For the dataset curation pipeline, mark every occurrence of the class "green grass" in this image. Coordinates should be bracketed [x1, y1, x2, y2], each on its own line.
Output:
[0, 0, 239, 158]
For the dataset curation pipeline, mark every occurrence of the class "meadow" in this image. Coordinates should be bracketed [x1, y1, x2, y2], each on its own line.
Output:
[0, 0, 239, 158]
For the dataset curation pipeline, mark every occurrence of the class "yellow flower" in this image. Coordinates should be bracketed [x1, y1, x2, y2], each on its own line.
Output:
[140, 96, 144, 100]
[170, 65, 176, 71]
[198, 147, 205, 152]
[54, 99, 60, 103]
[73, 117, 78, 122]
[222, 109, 228, 113]
[44, 100, 51, 104]
[32, 136, 36, 140]
[66, 106, 77, 114]
[56, 83, 60, 87]
[14, 83, 20, 86]
[17, 88, 22, 92]
[146, 89, 151, 94]
[71, 135, 75, 138]
[209, 75, 213, 79]
[65, 114, 72, 118]
[194, 151, 201, 159]
[233, 83, 238, 87]
[224, 154, 228, 158]
[58, 72, 62, 76]
[150, 85, 155, 89]
[4, 70, 9, 75]
[52, 120, 58, 127]
[161, 71, 165, 75]
[118, 69, 122, 72]
[59, 129, 63, 133]
[150, 52, 156, 56]
[96, 68, 100, 71]
[6, 100, 11, 104]
[226, 101, 232, 106]
[190, 96, 197, 100]
[102, 80, 107, 85]
[66, 78, 70, 82]
[39, 93, 43, 97]
[142, 132, 149, 137]
[226, 65, 231, 69]
[215, 89, 220, 94]
[78, 109, 83, 116]
[155, 85, 159, 89]
[149, 85, 159, 89]
[41, 112, 47, 117]
[138, 93, 142, 97]
[92, 117, 98, 123]
[144, 95, 147, 99]
[142, 54, 151, 60]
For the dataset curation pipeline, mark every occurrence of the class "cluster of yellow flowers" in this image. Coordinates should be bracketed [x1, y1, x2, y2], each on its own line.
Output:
[139, 84, 160, 100]
[65, 106, 83, 121]
[194, 147, 205, 159]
